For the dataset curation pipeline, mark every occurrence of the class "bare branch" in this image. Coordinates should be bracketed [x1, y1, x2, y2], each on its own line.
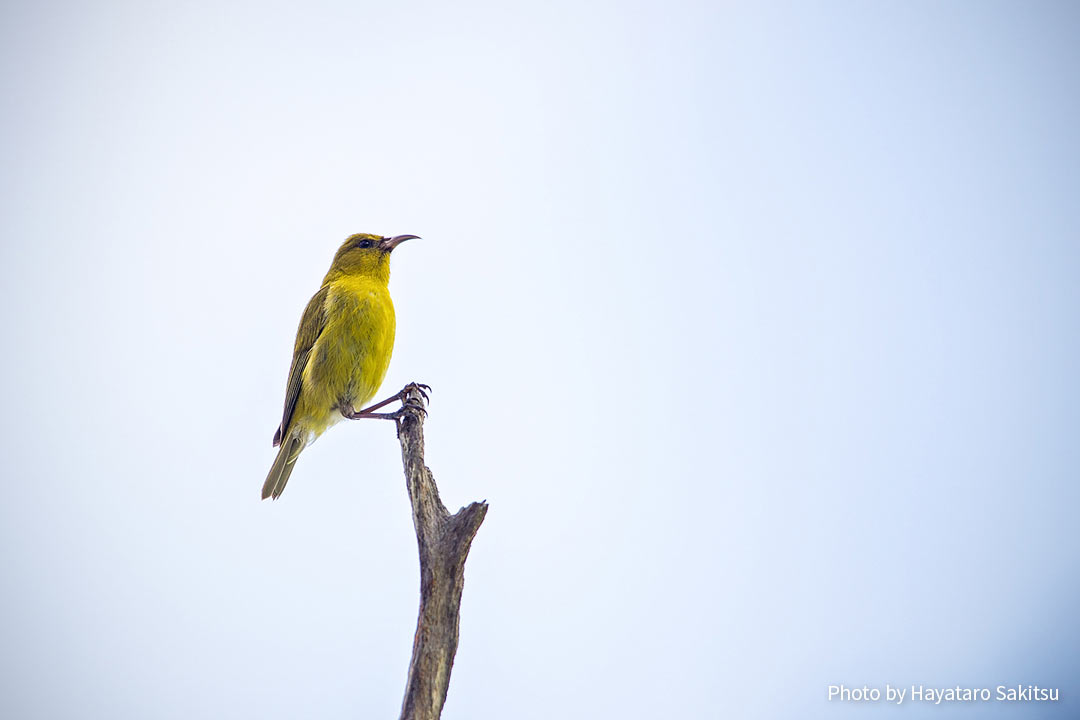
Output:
[394, 384, 487, 720]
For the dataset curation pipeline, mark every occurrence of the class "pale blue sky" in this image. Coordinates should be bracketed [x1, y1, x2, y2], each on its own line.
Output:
[2, 1, 1078, 718]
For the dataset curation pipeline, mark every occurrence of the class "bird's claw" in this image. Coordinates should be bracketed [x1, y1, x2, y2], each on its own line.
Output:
[402, 382, 431, 404]
[339, 382, 430, 423]
[381, 383, 430, 425]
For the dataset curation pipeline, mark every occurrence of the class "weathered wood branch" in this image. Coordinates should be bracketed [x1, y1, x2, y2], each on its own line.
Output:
[394, 383, 487, 720]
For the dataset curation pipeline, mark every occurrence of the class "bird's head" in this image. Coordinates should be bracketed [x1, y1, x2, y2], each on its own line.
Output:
[325, 232, 418, 283]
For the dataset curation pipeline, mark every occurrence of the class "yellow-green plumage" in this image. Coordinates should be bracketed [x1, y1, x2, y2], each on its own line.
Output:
[262, 232, 415, 500]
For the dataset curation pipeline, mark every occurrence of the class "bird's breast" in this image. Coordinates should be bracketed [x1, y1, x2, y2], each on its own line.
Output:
[300, 278, 396, 427]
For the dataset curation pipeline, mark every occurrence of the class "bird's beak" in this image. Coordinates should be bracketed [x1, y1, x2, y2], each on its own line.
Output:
[380, 234, 420, 252]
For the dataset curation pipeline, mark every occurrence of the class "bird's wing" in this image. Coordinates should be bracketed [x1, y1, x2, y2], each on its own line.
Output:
[273, 285, 330, 446]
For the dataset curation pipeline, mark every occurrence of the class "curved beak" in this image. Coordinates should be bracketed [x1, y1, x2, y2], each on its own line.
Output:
[380, 234, 420, 252]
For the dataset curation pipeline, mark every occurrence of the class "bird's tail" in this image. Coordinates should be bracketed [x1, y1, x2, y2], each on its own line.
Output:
[262, 435, 304, 500]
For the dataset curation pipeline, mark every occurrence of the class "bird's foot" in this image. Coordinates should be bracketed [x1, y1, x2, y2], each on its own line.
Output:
[404, 382, 431, 404]
[340, 383, 430, 421]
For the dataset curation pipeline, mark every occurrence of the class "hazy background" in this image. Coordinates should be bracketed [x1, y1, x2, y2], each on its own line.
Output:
[2, 1, 1078, 717]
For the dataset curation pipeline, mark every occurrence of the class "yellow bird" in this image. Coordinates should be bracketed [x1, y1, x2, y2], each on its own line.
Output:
[262, 232, 418, 500]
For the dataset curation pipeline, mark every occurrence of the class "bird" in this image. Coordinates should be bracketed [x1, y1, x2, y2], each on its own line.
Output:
[262, 232, 418, 500]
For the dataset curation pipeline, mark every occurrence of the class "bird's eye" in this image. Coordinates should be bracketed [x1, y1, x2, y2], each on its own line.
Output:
[357, 239, 374, 249]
